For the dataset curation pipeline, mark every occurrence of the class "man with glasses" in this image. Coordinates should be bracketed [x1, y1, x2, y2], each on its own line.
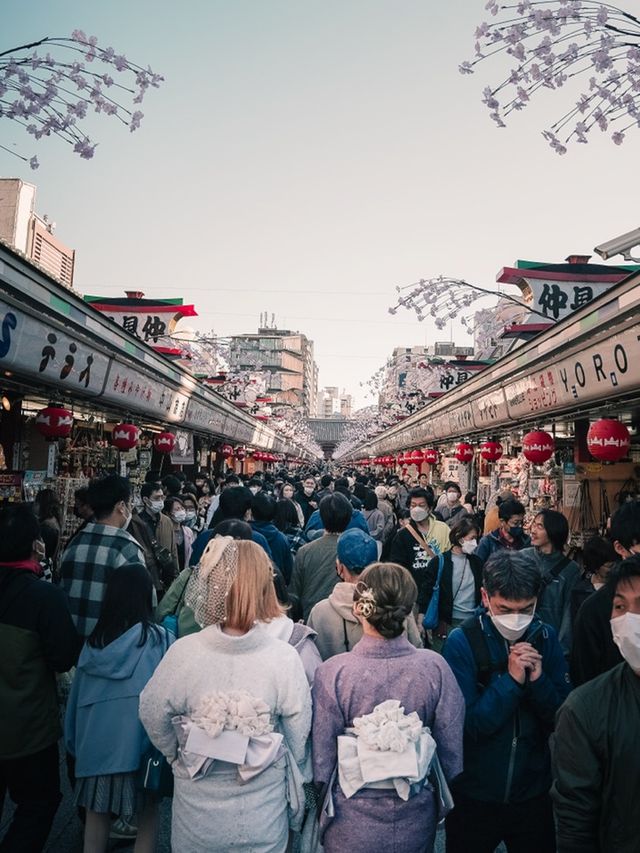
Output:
[475, 498, 531, 566]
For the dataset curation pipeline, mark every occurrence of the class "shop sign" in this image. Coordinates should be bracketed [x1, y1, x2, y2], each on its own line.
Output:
[526, 279, 613, 323]
[472, 389, 509, 429]
[102, 362, 189, 423]
[170, 430, 195, 465]
[0, 472, 23, 502]
[563, 462, 577, 475]
[184, 398, 228, 434]
[504, 323, 640, 419]
[0, 301, 109, 396]
[447, 403, 474, 434]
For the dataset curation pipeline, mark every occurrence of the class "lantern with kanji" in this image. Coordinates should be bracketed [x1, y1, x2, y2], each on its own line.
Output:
[522, 430, 555, 464]
[235, 447, 246, 461]
[480, 441, 503, 463]
[587, 419, 631, 463]
[112, 422, 139, 451]
[153, 431, 176, 454]
[423, 448, 439, 465]
[410, 450, 424, 465]
[454, 442, 474, 463]
[35, 404, 73, 440]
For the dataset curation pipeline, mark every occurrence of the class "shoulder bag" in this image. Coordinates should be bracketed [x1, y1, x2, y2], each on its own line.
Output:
[422, 554, 446, 631]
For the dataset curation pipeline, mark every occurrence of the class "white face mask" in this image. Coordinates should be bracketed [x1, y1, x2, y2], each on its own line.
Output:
[447, 491, 459, 503]
[610, 612, 640, 671]
[34, 539, 46, 561]
[147, 499, 164, 515]
[410, 506, 429, 523]
[185, 510, 197, 522]
[303, 486, 315, 496]
[488, 604, 535, 642]
[461, 538, 477, 555]
[172, 510, 186, 523]
[249, 486, 260, 495]
[122, 505, 132, 531]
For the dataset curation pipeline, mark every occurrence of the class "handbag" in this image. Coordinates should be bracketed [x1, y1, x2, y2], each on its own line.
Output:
[160, 569, 191, 639]
[137, 744, 174, 798]
[422, 554, 445, 631]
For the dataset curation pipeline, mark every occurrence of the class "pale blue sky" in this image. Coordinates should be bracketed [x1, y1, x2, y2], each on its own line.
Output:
[3, 1, 637, 407]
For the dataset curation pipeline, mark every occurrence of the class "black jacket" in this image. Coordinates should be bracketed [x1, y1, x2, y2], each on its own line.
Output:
[552, 663, 640, 852]
[294, 490, 319, 524]
[570, 584, 622, 687]
[0, 567, 79, 758]
[419, 551, 483, 622]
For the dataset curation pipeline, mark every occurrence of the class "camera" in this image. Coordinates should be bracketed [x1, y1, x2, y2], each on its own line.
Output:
[593, 227, 640, 261]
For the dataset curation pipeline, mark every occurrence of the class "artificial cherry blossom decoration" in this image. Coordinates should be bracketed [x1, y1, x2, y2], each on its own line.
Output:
[0, 30, 164, 168]
[462, 2, 640, 153]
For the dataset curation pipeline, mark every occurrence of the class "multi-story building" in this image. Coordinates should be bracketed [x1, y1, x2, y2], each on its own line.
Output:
[0, 178, 75, 287]
[229, 326, 318, 416]
[317, 386, 353, 419]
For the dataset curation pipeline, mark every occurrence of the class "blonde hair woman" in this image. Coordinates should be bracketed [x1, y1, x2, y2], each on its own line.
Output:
[140, 538, 311, 853]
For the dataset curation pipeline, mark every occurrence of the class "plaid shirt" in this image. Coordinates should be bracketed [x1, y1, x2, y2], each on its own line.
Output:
[285, 525, 308, 556]
[60, 522, 146, 638]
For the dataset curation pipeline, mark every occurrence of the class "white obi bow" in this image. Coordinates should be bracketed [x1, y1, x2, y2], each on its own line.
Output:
[337, 700, 437, 802]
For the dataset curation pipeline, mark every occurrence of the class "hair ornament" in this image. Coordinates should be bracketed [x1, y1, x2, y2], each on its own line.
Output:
[354, 581, 377, 620]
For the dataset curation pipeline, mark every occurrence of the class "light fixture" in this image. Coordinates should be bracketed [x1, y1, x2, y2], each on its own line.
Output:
[1, 395, 11, 412]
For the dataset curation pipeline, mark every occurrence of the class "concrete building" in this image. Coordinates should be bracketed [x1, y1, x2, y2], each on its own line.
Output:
[317, 386, 353, 419]
[0, 178, 75, 287]
[229, 325, 318, 416]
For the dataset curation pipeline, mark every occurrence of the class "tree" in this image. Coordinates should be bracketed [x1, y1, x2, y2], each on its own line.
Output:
[462, 2, 640, 153]
[0, 29, 163, 168]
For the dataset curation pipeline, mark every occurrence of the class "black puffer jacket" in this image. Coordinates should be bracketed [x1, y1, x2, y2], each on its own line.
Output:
[419, 551, 483, 622]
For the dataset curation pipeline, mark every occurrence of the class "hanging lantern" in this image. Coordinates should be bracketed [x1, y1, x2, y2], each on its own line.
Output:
[235, 447, 246, 461]
[522, 430, 555, 464]
[423, 448, 439, 465]
[153, 431, 176, 454]
[112, 422, 139, 451]
[480, 441, 503, 463]
[253, 451, 264, 461]
[220, 444, 234, 458]
[35, 404, 73, 440]
[410, 450, 424, 464]
[454, 442, 474, 463]
[587, 419, 631, 462]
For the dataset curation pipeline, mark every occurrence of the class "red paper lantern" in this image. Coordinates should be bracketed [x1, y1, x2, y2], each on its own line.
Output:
[112, 422, 139, 451]
[220, 444, 234, 458]
[522, 430, 555, 464]
[153, 431, 176, 454]
[253, 451, 264, 461]
[587, 419, 631, 462]
[235, 447, 246, 461]
[410, 450, 424, 464]
[35, 405, 73, 440]
[423, 448, 439, 465]
[479, 441, 503, 463]
[454, 442, 474, 463]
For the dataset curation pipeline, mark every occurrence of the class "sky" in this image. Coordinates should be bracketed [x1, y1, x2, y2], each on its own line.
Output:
[3, 0, 639, 409]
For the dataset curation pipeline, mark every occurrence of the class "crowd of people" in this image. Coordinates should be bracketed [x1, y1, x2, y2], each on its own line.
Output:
[1, 464, 639, 853]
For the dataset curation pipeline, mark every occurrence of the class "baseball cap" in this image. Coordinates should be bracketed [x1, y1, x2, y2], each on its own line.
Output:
[337, 529, 378, 571]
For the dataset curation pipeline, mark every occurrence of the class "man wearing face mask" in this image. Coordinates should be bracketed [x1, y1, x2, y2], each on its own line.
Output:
[475, 498, 531, 566]
[294, 476, 319, 524]
[60, 475, 147, 639]
[552, 555, 640, 852]
[443, 551, 570, 853]
[570, 501, 640, 686]
[128, 481, 178, 595]
[435, 481, 469, 528]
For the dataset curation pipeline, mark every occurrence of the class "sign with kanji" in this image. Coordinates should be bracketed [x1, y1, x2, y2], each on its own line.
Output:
[525, 279, 613, 322]
[83, 295, 198, 351]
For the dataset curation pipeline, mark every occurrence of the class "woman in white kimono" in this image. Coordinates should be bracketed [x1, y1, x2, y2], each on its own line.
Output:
[140, 537, 311, 853]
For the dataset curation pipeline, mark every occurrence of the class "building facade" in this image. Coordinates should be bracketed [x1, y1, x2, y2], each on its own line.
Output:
[0, 178, 75, 287]
[229, 326, 318, 416]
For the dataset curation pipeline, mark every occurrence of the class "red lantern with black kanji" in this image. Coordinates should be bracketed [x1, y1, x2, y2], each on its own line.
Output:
[454, 442, 474, 463]
[35, 405, 73, 440]
[587, 419, 631, 462]
[522, 430, 555, 464]
[410, 449, 424, 464]
[153, 431, 176, 454]
[235, 447, 246, 461]
[480, 441, 503, 463]
[423, 448, 439, 465]
[112, 422, 139, 451]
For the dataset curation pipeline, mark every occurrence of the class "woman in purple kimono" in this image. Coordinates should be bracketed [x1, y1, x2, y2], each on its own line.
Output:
[312, 562, 464, 853]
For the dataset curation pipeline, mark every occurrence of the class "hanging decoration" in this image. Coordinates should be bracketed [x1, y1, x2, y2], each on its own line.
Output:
[153, 431, 176, 454]
[479, 441, 503, 463]
[234, 447, 246, 461]
[35, 404, 73, 440]
[454, 442, 474, 463]
[112, 422, 139, 451]
[587, 419, 631, 463]
[423, 448, 439, 465]
[522, 430, 555, 464]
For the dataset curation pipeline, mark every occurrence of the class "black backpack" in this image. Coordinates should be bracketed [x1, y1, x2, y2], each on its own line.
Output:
[461, 615, 545, 689]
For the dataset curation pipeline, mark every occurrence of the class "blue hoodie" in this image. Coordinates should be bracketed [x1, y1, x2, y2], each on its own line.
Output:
[65, 623, 172, 777]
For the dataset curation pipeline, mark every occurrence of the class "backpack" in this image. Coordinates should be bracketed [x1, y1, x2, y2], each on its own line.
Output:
[461, 615, 545, 689]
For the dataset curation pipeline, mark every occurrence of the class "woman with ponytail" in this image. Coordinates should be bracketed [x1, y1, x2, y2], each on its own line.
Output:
[311, 562, 465, 853]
